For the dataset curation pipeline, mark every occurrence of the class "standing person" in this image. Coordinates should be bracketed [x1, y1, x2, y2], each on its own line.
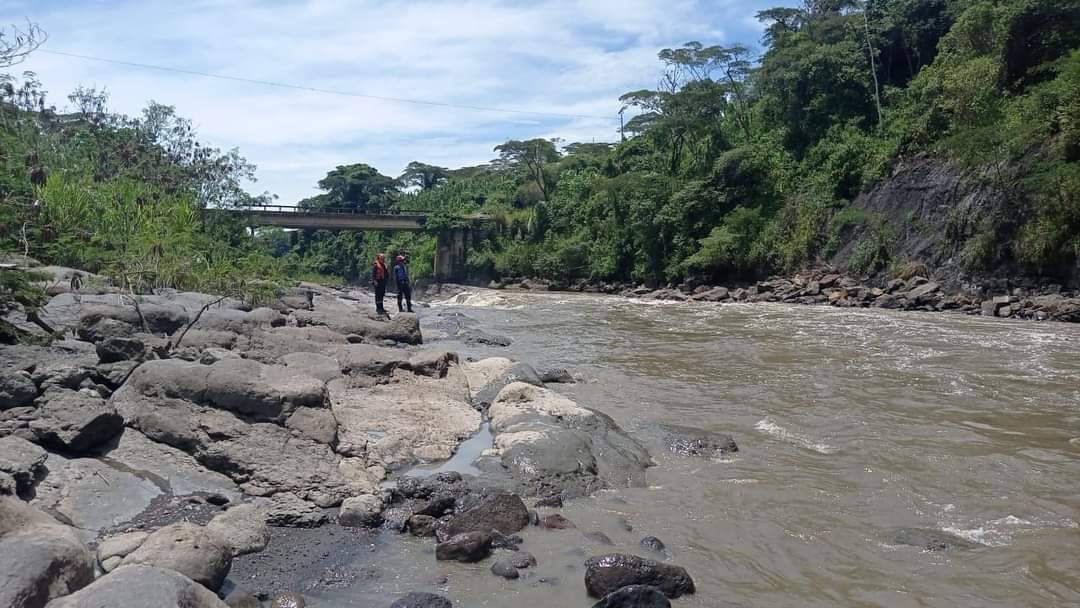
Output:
[394, 255, 413, 313]
[371, 253, 388, 316]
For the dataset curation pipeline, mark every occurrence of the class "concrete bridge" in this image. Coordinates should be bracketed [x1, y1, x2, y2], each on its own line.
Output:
[217, 205, 477, 282]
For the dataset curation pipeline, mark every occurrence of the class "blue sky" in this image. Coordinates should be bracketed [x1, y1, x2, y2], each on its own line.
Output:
[3, 0, 793, 203]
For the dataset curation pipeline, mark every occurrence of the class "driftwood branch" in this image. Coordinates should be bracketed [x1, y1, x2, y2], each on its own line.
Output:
[169, 294, 229, 351]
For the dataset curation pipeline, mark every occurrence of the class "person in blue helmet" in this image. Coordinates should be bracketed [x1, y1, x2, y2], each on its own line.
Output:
[394, 254, 413, 313]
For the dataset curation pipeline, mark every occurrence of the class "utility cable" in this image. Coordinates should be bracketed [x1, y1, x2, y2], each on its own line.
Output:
[38, 48, 617, 122]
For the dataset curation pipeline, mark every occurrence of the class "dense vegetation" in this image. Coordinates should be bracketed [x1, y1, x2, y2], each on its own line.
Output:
[287, 0, 1080, 286]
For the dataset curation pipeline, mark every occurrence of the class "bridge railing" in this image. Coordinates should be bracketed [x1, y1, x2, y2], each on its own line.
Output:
[233, 204, 430, 216]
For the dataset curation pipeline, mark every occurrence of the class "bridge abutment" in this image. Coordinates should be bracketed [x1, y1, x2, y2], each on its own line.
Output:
[434, 228, 467, 284]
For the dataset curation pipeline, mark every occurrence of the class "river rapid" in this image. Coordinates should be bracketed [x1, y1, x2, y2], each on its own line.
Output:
[323, 290, 1080, 608]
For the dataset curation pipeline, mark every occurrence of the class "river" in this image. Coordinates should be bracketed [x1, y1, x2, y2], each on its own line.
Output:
[313, 290, 1080, 607]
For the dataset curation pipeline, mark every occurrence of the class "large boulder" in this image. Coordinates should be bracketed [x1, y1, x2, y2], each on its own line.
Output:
[1, 370, 38, 409]
[660, 424, 738, 458]
[406, 351, 459, 378]
[488, 383, 651, 498]
[332, 344, 410, 377]
[585, 554, 695, 599]
[436, 492, 530, 541]
[28, 389, 123, 453]
[77, 303, 190, 341]
[285, 407, 338, 445]
[435, 531, 493, 562]
[0, 497, 94, 608]
[120, 522, 232, 591]
[293, 309, 422, 345]
[592, 585, 671, 608]
[0, 436, 47, 494]
[43, 564, 229, 608]
[207, 503, 271, 557]
[94, 336, 147, 363]
[280, 352, 342, 383]
[337, 494, 385, 528]
[471, 362, 543, 410]
[190, 307, 284, 334]
[96, 531, 149, 573]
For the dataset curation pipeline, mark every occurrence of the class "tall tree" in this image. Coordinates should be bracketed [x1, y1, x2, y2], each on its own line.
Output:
[493, 139, 561, 202]
[303, 163, 397, 212]
[398, 161, 449, 191]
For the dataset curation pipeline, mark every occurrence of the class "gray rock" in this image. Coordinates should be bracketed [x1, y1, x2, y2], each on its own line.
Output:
[435, 531, 493, 562]
[639, 536, 667, 555]
[338, 494, 384, 528]
[103, 430, 240, 500]
[333, 344, 410, 376]
[0, 435, 47, 494]
[95, 361, 140, 388]
[491, 559, 520, 579]
[472, 363, 543, 410]
[436, 492, 530, 541]
[0, 472, 14, 495]
[0, 496, 95, 608]
[280, 352, 342, 382]
[269, 591, 306, 608]
[261, 493, 328, 528]
[388, 592, 452, 608]
[407, 514, 438, 537]
[43, 564, 229, 608]
[285, 407, 338, 445]
[224, 589, 262, 608]
[293, 309, 422, 345]
[28, 389, 123, 453]
[406, 350, 459, 378]
[0, 371, 38, 409]
[95, 336, 146, 363]
[584, 554, 695, 599]
[591, 585, 671, 608]
[904, 282, 941, 304]
[120, 522, 232, 591]
[889, 527, 983, 551]
[661, 424, 738, 457]
[205, 358, 326, 421]
[539, 368, 575, 384]
[96, 531, 149, 572]
[539, 514, 575, 529]
[192, 307, 284, 334]
[207, 503, 271, 557]
[510, 551, 537, 569]
[78, 303, 190, 340]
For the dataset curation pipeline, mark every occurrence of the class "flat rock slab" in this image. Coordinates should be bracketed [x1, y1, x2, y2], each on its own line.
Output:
[29, 389, 124, 453]
[44, 564, 230, 608]
[102, 429, 241, 500]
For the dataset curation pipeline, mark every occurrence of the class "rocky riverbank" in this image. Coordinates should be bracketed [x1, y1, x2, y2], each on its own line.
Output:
[480, 268, 1080, 323]
[0, 275, 715, 607]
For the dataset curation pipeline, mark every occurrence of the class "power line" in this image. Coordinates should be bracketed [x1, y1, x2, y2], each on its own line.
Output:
[37, 48, 617, 122]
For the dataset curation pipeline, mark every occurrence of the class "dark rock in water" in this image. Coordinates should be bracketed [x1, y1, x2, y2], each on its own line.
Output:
[539, 514, 576, 529]
[270, 591, 306, 608]
[584, 553, 695, 599]
[0, 496, 95, 608]
[889, 528, 983, 551]
[535, 494, 563, 508]
[472, 363, 543, 410]
[0, 436, 47, 495]
[95, 336, 146, 363]
[585, 531, 615, 545]
[45, 564, 223, 608]
[529, 510, 540, 526]
[491, 530, 523, 550]
[28, 388, 124, 453]
[389, 592, 453, 608]
[435, 531, 493, 563]
[407, 514, 437, 537]
[413, 493, 456, 518]
[466, 331, 513, 347]
[0, 371, 38, 410]
[337, 495, 384, 528]
[436, 492, 530, 541]
[491, 559, 520, 579]
[539, 368, 575, 384]
[591, 585, 672, 608]
[510, 551, 538, 569]
[661, 424, 737, 457]
[640, 536, 667, 554]
[617, 517, 633, 532]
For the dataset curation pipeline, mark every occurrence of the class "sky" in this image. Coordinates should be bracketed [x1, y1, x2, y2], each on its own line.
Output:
[3, 0, 790, 203]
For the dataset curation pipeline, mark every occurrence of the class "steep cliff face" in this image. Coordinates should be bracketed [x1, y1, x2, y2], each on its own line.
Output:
[831, 156, 1079, 293]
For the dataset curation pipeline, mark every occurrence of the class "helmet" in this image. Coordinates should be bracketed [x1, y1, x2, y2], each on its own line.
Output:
[395, 255, 405, 263]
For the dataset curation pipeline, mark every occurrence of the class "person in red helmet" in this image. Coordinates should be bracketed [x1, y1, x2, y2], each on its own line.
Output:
[393, 254, 413, 313]
[371, 253, 388, 316]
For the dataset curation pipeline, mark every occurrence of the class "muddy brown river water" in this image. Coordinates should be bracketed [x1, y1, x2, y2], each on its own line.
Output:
[254, 291, 1080, 608]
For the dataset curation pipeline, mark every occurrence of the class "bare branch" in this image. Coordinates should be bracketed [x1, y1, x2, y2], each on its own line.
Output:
[169, 294, 229, 351]
[0, 21, 47, 69]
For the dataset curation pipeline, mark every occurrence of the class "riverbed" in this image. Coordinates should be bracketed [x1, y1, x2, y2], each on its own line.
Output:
[265, 290, 1080, 607]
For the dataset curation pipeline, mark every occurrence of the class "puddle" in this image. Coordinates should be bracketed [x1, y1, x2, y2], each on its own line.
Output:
[408, 422, 493, 478]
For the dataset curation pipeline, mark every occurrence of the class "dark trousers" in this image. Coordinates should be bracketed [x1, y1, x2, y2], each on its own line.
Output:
[397, 283, 412, 312]
[374, 280, 387, 313]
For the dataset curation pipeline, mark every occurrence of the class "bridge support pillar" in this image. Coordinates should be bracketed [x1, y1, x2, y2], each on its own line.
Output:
[434, 228, 467, 284]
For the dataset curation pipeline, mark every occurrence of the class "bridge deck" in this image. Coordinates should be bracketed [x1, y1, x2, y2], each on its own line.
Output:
[218, 205, 429, 231]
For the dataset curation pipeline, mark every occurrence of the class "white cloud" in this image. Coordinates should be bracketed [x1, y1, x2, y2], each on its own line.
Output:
[3, 0, 788, 202]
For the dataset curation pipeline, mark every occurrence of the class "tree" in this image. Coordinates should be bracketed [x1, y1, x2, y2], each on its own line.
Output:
[493, 139, 561, 202]
[398, 161, 449, 191]
[303, 163, 397, 212]
[0, 22, 45, 68]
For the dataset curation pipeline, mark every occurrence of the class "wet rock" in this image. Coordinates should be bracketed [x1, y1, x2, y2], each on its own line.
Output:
[435, 531, 493, 562]
[591, 585, 672, 608]
[407, 514, 438, 537]
[388, 592, 452, 608]
[0, 435, 47, 494]
[639, 536, 667, 554]
[488, 382, 651, 499]
[491, 530, 523, 550]
[269, 592, 306, 608]
[535, 494, 563, 508]
[491, 559, 520, 579]
[407, 350, 460, 378]
[584, 554, 695, 599]
[103, 429, 240, 500]
[510, 551, 538, 569]
[45, 564, 229, 608]
[28, 389, 123, 453]
[0, 496, 95, 608]
[661, 424, 737, 457]
[0, 371, 38, 409]
[585, 531, 615, 545]
[539, 368, 575, 384]
[338, 494, 385, 528]
[472, 362, 544, 410]
[436, 492, 530, 541]
[95, 336, 146, 363]
[120, 522, 232, 590]
[207, 503, 271, 557]
[224, 589, 262, 608]
[540, 514, 576, 529]
[465, 331, 513, 347]
[889, 527, 983, 551]
[285, 407, 338, 446]
[96, 531, 149, 572]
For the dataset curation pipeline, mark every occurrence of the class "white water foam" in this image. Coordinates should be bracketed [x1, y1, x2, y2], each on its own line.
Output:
[754, 419, 838, 454]
[431, 291, 524, 310]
